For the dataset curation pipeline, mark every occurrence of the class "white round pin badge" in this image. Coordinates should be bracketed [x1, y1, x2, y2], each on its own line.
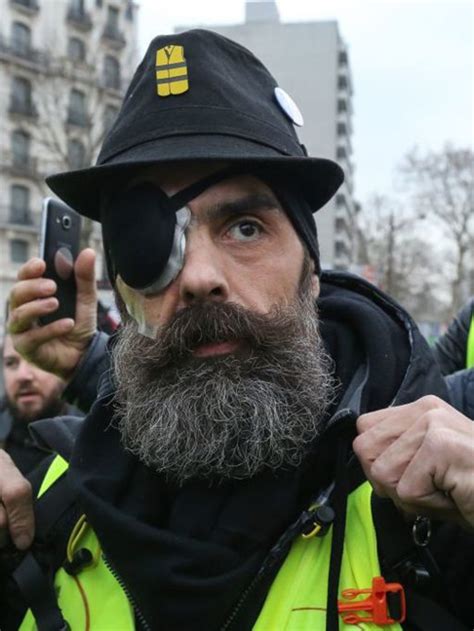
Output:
[274, 87, 304, 127]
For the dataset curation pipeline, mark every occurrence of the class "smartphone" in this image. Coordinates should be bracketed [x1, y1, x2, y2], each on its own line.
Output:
[39, 197, 82, 325]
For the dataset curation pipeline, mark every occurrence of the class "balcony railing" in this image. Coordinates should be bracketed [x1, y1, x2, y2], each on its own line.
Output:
[9, 98, 38, 119]
[102, 76, 122, 92]
[0, 153, 40, 179]
[10, 0, 39, 14]
[0, 36, 50, 68]
[67, 108, 89, 127]
[101, 25, 126, 48]
[67, 7, 93, 31]
[0, 205, 40, 231]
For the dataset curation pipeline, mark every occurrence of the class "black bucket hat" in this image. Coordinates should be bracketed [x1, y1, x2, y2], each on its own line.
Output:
[46, 29, 343, 222]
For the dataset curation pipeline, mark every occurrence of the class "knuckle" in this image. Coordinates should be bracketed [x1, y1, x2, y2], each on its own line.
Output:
[352, 434, 368, 459]
[396, 480, 416, 504]
[356, 413, 370, 433]
[418, 394, 445, 412]
[2, 479, 32, 507]
[369, 459, 386, 483]
[0, 449, 14, 467]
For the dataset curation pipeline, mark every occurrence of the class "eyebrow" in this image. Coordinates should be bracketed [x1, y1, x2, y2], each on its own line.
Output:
[200, 192, 283, 223]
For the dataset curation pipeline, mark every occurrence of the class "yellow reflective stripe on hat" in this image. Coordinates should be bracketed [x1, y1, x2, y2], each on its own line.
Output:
[156, 45, 189, 96]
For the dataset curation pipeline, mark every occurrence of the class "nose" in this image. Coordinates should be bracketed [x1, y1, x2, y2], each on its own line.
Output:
[16, 360, 35, 383]
[178, 230, 229, 305]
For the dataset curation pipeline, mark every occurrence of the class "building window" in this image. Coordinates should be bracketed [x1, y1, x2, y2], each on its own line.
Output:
[337, 98, 347, 114]
[335, 240, 349, 259]
[337, 146, 347, 160]
[339, 50, 348, 66]
[96, 0, 103, 6]
[338, 75, 348, 90]
[104, 104, 118, 133]
[106, 5, 120, 33]
[68, 138, 86, 168]
[335, 218, 347, 233]
[125, 1, 134, 20]
[10, 185, 31, 224]
[11, 0, 38, 9]
[336, 194, 346, 208]
[11, 22, 31, 57]
[10, 76, 35, 117]
[337, 122, 347, 136]
[70, 0, 85, 12]
[336, 194, 347, 208]
[11, 129, 30, 165]
[67, 89, 88, 126]
[10, 239, 29, 263]
[103, 55, 120, 89]
[68, 37, 86, 62]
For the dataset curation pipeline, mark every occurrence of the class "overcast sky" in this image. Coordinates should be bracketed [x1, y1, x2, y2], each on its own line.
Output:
[137, 0, 473, 204]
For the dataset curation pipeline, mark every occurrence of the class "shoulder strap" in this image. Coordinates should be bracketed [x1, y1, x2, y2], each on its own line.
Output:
[372, 494, 470, 631]
[11, 456, 79, 631]
[13, 554, 69, 631]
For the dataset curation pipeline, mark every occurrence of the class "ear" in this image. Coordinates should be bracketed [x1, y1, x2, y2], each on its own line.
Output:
[308, 257, 320, 298]
[311, 273, 320, 299]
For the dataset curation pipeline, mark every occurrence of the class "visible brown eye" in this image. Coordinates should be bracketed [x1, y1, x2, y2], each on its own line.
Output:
[228, 220, 262, 241]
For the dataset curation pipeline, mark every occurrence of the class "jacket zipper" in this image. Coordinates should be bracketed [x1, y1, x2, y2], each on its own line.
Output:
[220, 481, 337, 631]
[102, 553, 152, 631]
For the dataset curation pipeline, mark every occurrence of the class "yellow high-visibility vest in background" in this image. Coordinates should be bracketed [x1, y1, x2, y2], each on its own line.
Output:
[466, 315, 474, 368]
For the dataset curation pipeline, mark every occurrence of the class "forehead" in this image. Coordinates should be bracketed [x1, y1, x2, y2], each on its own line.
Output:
[127, 163, 282, 211]
[3, 335, 17, 358]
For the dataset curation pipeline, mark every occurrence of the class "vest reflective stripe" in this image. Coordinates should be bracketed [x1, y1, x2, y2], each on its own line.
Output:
[19, 456, 134, 631]
[253, 483, 402, 631]
[37, 453, 68, 498]
[156, 45, 188, 96]
[466, 315, 474, 368]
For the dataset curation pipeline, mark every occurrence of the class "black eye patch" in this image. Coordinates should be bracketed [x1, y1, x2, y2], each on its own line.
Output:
[102, 182, 177, 290]
[100, 166, 249, 291]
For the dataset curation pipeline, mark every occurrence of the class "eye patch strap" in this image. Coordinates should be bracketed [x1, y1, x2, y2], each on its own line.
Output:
[166, 165, 247, 211]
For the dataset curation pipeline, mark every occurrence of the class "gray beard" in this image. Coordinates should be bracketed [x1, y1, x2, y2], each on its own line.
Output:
[111, 293, 337, 485]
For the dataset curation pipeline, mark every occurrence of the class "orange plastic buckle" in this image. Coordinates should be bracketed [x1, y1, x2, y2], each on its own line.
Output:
[338, 576, 406, 625]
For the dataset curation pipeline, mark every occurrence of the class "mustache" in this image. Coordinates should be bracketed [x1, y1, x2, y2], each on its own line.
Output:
[127, 300, 315, 367]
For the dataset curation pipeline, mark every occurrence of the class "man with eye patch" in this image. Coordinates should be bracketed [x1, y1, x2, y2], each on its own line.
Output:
[1, 29, 473, 631]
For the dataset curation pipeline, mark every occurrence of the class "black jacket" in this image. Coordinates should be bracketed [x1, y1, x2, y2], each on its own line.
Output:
[1, 271, 473, 630]
[446, 368, 474, 420]
[0, 398, 82, 476]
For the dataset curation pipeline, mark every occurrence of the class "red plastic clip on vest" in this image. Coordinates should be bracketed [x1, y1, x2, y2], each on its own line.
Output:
[338, 576, 406, 625]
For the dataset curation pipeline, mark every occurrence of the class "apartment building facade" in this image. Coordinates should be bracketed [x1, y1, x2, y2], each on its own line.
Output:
[0, 0, 138, 333]
[183, 1, 356, 270]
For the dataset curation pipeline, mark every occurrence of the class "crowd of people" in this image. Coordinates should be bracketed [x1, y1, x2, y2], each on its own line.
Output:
[0, 28, 472, 631]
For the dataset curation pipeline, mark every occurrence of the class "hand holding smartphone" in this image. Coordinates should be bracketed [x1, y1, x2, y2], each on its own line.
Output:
[39, 197, 82, 325]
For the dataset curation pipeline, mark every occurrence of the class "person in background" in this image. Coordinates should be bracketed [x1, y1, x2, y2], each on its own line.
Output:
[434, 298, 474, 374]
[433, 299, 474, 419]
[0, 331, 81, 475]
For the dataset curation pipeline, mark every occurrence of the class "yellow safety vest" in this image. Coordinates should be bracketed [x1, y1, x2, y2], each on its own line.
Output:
[20, 456, 402, 630]
[466, 315, 474, 368]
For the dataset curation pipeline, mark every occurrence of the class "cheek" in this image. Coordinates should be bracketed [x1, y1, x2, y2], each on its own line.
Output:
[116, 276, 180, 327]
[4, 373, 16, 395]
[230, 246, 303, 310]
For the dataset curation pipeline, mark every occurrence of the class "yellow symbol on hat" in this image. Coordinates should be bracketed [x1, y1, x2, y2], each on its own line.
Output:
[156, 45, 189, 97]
